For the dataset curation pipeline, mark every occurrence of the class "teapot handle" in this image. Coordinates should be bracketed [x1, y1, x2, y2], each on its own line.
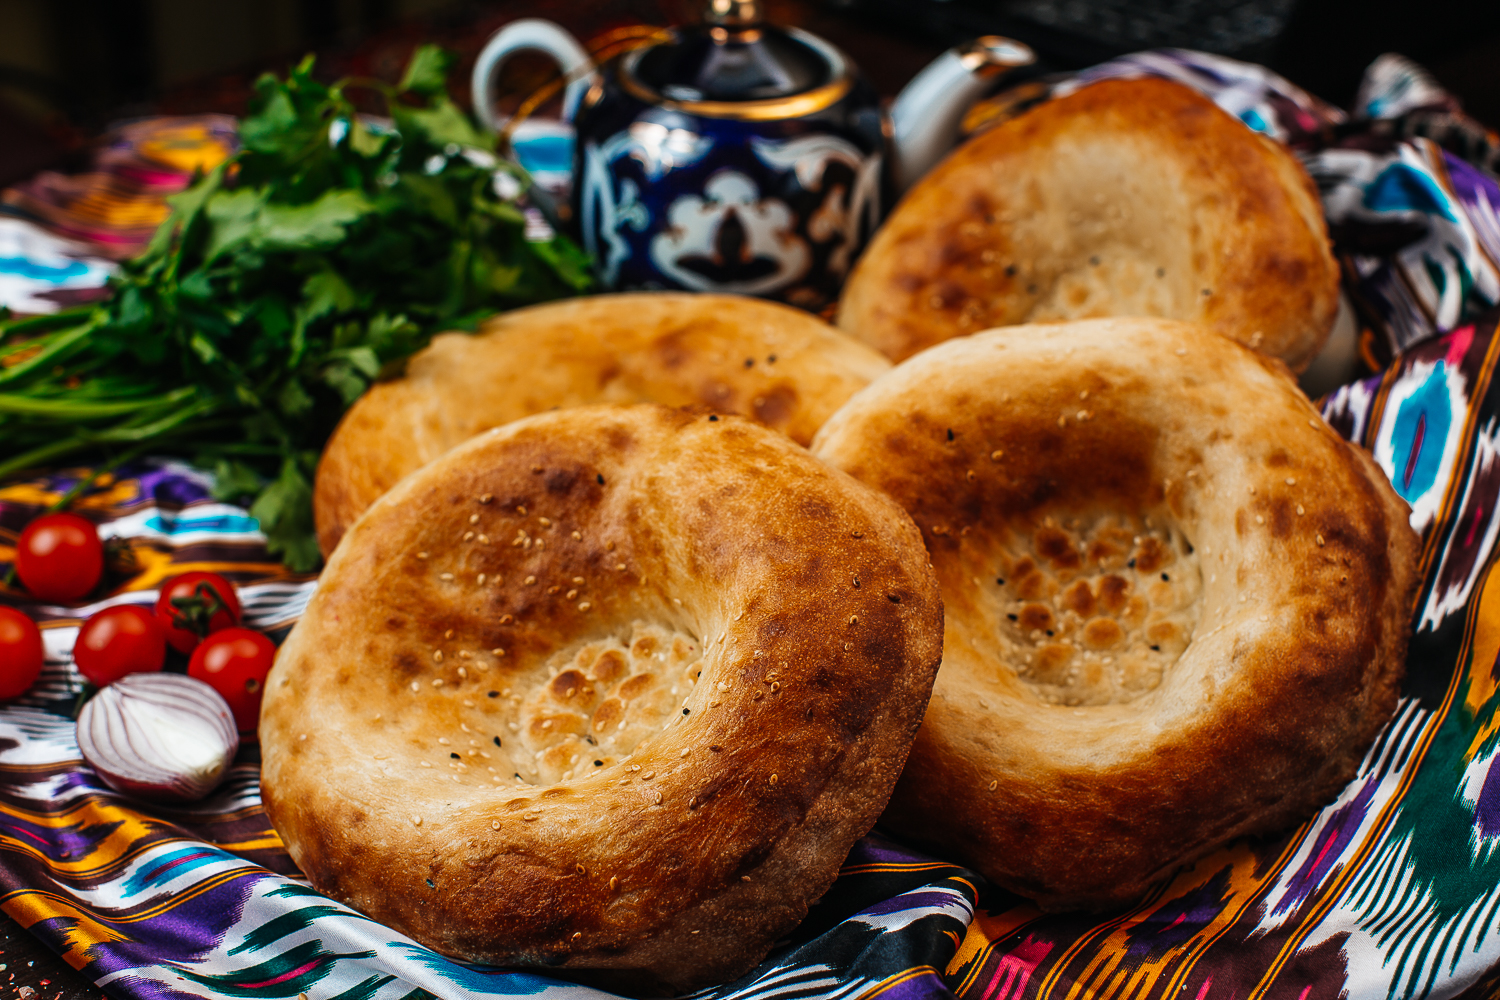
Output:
[889, 36, 1035, 192]
[471, 19, 598, 132]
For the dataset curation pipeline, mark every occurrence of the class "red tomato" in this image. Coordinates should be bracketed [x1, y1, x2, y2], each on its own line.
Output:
[15, 512, 104, 603]
[153, 572, 243, 654]
[0, 607, 44, 700]
[73, 605, 166, 687]
[188, 627, 276, 732]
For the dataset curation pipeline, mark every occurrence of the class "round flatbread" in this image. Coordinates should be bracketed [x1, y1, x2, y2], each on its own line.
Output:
[314, 292, 891, 555]
[838, 77, 1340, 371]
[812, 316, 1416, 909]
[264, 404, 943, 992]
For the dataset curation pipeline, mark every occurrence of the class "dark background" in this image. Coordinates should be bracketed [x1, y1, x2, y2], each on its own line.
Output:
[0, 0, 1495, 192]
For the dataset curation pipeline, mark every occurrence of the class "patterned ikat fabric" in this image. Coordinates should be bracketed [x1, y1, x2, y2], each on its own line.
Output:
[5, 49, 1500, 1000]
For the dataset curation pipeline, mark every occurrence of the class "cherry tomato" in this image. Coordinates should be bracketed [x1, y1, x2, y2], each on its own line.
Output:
[153, 572, 243, 654]
[0, 607, 44, 699]
[73, 605, 166, 687]
[16, 512, 104, 603]
[188, 627, 276, 732]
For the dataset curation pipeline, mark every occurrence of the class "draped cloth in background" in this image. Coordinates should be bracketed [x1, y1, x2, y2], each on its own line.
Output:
[3, 52, 1500, 1000]
[0, 115, 237, 314]
[2, 115, 237, 259]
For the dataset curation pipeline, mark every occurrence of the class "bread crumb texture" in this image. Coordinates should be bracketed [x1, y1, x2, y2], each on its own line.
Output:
[994, 513, 1200, 706]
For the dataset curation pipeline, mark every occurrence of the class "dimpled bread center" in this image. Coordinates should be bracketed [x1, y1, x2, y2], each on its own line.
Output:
[995, 513, 1202, 706]
[509, 623, 703, 785]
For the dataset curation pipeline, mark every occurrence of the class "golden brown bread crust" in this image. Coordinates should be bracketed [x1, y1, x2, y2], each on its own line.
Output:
[314, 292, 891, 556]
[811, 317, 1417, 910]
[263, 404, 943, 993]
[837, 77, 1340, 371]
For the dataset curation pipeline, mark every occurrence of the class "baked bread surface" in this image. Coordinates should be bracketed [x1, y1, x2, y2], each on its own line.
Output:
[263, 404, 943, 993]
[837, 77, 1340, 371]
[314, 292, 891, 554]
[812, 317, 1417, 910]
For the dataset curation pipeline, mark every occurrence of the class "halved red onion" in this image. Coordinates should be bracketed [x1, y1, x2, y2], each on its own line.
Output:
[76, 673, 239, 802]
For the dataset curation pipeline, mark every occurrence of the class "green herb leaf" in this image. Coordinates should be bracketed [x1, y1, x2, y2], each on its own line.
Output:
[209, 459, 265, 502]
[203, 188, 267, 260]
[0, 45, 594, 572]
[398, 45, 454, 98]
[255, 189, 375, 250]
[341, 345, 380, 378]
[250, 454, 320, 571]
[277, 378, 315, 417]
[346, 117, 386, 158]
[300, 270, 357, 321]
[392, 102, 490, 153]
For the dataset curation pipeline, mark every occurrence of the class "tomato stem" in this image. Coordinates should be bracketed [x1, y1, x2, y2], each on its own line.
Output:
[169, 582, 229, 638]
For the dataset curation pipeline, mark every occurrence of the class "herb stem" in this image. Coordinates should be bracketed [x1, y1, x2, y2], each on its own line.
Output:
[0, 306, 96, 345]
[0, 316, 104, 387]
[47, 442, 154, 512]
[0, 398, 219, 477]
[91, 396, 220, 442]
[0, 386, 195, 419]
[0, 435, 100, 479]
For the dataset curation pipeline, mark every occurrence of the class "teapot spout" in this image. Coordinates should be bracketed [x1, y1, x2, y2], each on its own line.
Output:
[889, 36, 1034, 193]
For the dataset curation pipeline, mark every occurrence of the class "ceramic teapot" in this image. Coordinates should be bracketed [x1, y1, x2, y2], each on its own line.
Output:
[473, 1, 1033, 310]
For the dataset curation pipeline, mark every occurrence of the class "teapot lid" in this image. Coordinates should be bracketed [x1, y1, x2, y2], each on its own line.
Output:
[619, 1, 854, 119]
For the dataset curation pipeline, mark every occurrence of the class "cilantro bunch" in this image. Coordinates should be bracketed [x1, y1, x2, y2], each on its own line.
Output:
[0, 47, 592, 570]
